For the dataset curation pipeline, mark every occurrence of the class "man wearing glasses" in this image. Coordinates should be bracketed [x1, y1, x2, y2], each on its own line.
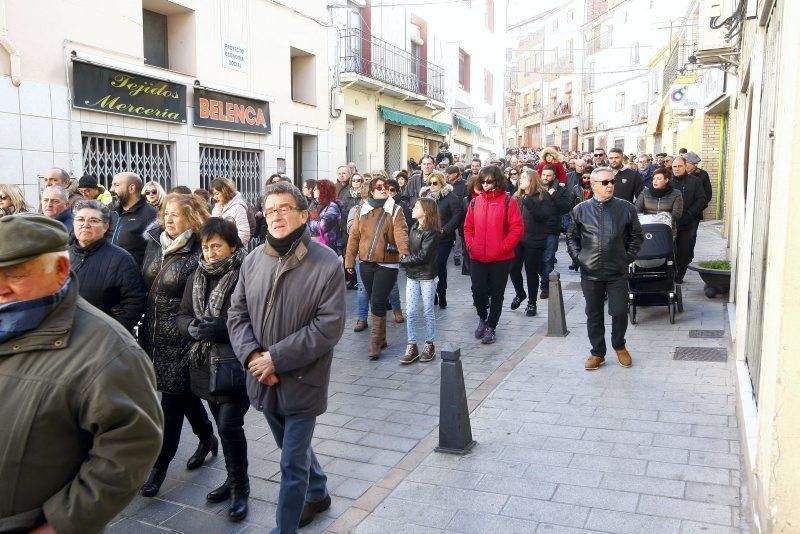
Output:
[567, 167, 643, 371]
[592, 149, 608, 167]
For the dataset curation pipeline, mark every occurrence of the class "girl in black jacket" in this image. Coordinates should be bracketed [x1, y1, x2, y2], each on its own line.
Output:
[510, 170, 557, 316]
[399, 197, 442, 364]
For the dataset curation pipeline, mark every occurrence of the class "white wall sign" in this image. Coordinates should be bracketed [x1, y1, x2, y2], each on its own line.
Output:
[669, 83, 701, 110]
[223, 39, 247, 72]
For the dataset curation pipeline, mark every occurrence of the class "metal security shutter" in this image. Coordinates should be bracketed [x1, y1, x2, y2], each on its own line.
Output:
[199, 146, 263, 207]
[82, 135, 174, 191]
[384, 123, 402, 173]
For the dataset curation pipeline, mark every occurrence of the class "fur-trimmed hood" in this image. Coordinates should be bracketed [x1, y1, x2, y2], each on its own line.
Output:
[539, 146, 562, 163]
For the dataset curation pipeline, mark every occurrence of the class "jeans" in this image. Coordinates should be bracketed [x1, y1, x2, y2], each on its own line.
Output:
[581, 277, 629, 357]
[676, 220, 700, 280]
[510, 244, 544, 302]
[208, 398, 250, 490]
[154, 391, 214, 471]
[470, 259, 513, 329]
[359, 262, 399, 318]
[265, 411, 327, 534]
[540, 234, 559, 289]
[453, 231, 463, 260]
[406, 278, 437, 343]
[436, 241, 455, 298]
[356, 259, 368, 321]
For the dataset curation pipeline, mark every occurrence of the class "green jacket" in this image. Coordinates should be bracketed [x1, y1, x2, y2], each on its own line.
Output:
[0, 276, 163, 533]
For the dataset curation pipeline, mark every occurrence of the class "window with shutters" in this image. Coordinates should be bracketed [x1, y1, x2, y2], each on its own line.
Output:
[458, 49, 471, 92]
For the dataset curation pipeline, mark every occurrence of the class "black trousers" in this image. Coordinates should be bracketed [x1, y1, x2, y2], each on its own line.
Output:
[209, 398, 250, 490]
[359, 262, 399, 318]
[581, 277, 629, 357]
[675, 220, 699, 280]
[510, 244, 544, 302]
[154, 391, 214, 471]
[470, 259, 513, 329]
[436, 240, 455, 298]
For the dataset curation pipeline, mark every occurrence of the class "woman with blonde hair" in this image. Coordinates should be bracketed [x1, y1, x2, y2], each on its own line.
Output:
[0, 184, 33, 217]
[509, 170, 556, 317]
[210, 176, 251, 246]
[142, 181, 167, 211]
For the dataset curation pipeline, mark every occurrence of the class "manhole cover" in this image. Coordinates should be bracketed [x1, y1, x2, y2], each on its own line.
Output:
[689, 330, 725, 338]
[674, 347, 728, 362]
[564, 282, 582, 291]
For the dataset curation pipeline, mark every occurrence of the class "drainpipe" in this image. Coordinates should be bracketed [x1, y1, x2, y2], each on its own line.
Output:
[0, 0, 21, 86]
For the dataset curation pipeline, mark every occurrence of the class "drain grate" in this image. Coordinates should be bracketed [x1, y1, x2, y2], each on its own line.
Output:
[689, 330, 725, 338]
[564, 282, 582, 291]
[674, 347, 728, 362]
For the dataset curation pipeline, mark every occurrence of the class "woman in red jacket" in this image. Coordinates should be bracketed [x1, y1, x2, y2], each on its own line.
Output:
[536, 146, 567, 185]
[463, 166, 524, 344]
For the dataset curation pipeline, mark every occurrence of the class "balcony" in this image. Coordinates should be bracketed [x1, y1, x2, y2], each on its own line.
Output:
[520, 101, 542, 119]
[545, 101, 572, 122]
[581, 116, 594, 132]
[339, 28, 445, 103]
[586, 30, 612, 56]
[631, 102, 648, 123]
[583, 72, 596, 91]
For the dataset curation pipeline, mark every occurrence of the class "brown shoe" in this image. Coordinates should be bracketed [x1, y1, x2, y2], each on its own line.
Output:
[393, 310, 405, 323]
[584, 355, 605, 370]
[368, 314, 387, 359]
[419, 342, 435, 362]
[400, 343, 419, 364]
[353, 319, 368, 332]
[615, 348, 633, 368]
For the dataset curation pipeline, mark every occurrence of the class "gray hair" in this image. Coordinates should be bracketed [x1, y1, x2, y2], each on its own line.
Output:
[48, 167, 71, 184]
[262, 182, 308, 211]
[73, 199, 111, 223]
[672, 156, 686, 165]
[43, 185, 69, 201]
[590, 167, 614, 181]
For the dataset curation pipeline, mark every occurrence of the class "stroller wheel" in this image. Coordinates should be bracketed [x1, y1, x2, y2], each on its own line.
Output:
[629, 301, 637, 325]
[676, 285, 684, 312]
[669, 298, 676, 324]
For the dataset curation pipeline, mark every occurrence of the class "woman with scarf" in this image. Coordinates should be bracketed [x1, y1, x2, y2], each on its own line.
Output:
[571, 165, 595, 208]
[177, 217, 249, 522]
[308, 179, 343, 254]
[635, 167, 684, 233]
[139, 193, 217, 498]
[345, 176, 410, 359]
[419, 171, 464, 309]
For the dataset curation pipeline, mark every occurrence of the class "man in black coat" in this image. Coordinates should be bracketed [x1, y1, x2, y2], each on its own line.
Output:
[607, 148, 644, 203]
[567, 168, 643, 371]
[109, 172, 158, 269]
[70, 199, 147, 332]
[684, 152, 713, 217]
[671, 157, 707, 282]
[539, 165, 573, 299]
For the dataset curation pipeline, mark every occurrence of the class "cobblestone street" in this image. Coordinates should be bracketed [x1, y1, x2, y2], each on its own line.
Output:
[113, 223, 747, 533]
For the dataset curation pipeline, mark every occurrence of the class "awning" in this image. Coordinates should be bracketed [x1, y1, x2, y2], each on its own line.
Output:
[646, 95, 669, 135]
[454, 114, 481, 134]
[380, 106, 450, 135]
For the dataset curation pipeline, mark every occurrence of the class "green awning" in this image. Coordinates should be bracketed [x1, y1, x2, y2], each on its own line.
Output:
[454, 114, 481, 134]
[380, 106, 450, 135]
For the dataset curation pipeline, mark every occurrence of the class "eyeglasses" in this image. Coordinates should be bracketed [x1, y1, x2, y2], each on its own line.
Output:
[373, 184, 387, 191]
[74, 217, 105, 226]
[480, 180, 495, 185]
[144, 190, 158, 196]
[265, 204, 303, 218]
[593, 179, 616, 186]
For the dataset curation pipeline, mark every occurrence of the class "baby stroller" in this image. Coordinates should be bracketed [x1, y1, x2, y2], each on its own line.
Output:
[628, 213, 683, 324]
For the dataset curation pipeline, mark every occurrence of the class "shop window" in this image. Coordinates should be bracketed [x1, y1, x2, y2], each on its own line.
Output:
[82, 134, 173, 191]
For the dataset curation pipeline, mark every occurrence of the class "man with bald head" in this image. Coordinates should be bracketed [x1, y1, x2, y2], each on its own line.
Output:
[109, 172, 157, 268]
[43, 167, 82, 206]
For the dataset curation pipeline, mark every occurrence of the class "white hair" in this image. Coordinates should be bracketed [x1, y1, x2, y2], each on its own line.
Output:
[43, 185, 69, 201]
[40, 251, 70, 273]
[590, 167, 614, 180]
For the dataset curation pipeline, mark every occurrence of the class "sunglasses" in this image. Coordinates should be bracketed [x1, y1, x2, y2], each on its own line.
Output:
[389, 187, 398, 193]
[428, 181, 441, 186]
[509, 172, 518, 176]
[0, 194, 8, 200]
[373, 184, 387, 191]
[594, 179, 616, 186]
[480, 180, 495, 185]
[351, 179, 363, 183]
[144, 190, 158, 195]
[593, 153, 604, 157]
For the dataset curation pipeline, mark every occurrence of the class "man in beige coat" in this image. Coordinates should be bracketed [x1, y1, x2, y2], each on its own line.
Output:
[0, 214, 163, 534]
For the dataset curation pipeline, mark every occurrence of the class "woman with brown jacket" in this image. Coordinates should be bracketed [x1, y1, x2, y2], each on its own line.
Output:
[345, 176, 410, 359]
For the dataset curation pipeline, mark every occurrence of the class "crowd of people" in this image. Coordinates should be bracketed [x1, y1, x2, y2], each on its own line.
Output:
[0, 140, 712, 532]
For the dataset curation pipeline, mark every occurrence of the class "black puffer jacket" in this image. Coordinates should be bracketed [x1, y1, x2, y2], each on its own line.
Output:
[140, 227, 202, 393]
[176, 270, 247, 404]
[111, 196, 158, 269]
[567, 197, 644, 281]
[69, 238, 147, 332]
[516, 194, 557, 248]
[400, 223, 441, 280]
[545, 184, 573, 234]
[421, 185, 464, 242]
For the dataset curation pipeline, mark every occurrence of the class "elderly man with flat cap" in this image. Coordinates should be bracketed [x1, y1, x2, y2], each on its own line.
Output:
[0, 214, 163, 534]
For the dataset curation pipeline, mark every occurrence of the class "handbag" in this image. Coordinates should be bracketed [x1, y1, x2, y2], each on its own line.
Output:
[209, 346, 246, 395]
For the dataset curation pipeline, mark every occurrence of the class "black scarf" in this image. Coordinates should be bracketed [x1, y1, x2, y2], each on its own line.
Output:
[649, 183, 674, 198]
[367, 197, 387, 209]
[267, 224, 306, 256]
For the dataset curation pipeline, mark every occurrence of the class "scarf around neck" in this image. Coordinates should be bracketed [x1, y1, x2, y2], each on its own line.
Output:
[650, 183, 674, 198]
[0, 277, 71, 343]
[367, 197, 387, 209]
[267, 224, 306, 256]
[160, 229, 193, 256]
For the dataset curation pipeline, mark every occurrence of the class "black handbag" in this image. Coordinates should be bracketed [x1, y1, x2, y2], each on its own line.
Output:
[209, 346, 246, 395]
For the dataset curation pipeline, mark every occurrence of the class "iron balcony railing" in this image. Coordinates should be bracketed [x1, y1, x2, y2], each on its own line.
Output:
[545, 101, 572, 121]
[631, 102, 648, 123]
[586, 30, 612, 56]
[663, 41, 696, 96]
[521, 101, 541, 118]
[339, 28, 445, 102]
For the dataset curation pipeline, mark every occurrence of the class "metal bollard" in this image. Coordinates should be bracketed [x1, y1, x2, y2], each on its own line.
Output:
[435, 347, 476, 455]
[547, 271, 570, 337]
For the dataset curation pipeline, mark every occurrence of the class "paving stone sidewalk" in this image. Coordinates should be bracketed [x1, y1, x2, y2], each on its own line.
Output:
[350, 222, 751, 534]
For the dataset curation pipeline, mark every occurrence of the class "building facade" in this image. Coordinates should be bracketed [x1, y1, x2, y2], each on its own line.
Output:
[0, 0, 335, 206]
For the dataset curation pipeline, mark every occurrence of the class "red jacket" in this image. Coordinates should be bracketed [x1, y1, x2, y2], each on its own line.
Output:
[537, 161, 568, 185]
[464, 190, 524, 263]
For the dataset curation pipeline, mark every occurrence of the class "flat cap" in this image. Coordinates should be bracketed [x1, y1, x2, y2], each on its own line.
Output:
[684, 151, 701, 164]
[0, 213, 69, 267]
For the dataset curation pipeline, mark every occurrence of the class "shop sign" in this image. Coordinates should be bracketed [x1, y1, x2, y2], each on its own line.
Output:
[669, 83, 701, 110]
[222, 39, 247, 72]
[72, 61, 186, 123]
[703, 68, 726, 106]
[193, 87, 271, 134]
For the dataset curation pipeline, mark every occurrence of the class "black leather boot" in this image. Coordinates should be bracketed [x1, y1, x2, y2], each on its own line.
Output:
[228, 486, 249, 522]
[186, 435, 218, 470]
[206, 478, 231, 503]
[140, 468, 167, 497]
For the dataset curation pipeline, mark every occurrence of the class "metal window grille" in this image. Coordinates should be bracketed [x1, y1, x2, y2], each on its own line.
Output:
[384, 124, 402, 174]
[199, 146, 263, 207]
[82, 134, 174, 191]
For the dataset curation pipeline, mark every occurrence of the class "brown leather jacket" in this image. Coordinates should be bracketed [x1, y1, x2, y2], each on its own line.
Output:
[345, 197, 410, 268]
